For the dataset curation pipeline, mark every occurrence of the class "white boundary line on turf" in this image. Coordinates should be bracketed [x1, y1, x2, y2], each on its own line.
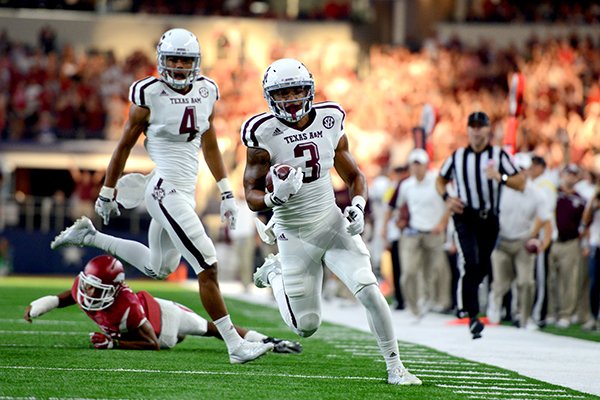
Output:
[0, 366, 383, 382]
[0, 330, 84, 335]
[437, 384, 566, 393]
[0, 319, 85, 325]
[453, 390, 584, 398]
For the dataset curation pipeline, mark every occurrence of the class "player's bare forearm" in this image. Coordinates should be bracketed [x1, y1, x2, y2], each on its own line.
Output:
[333, 135, 367, 199]
[201, 120, 228, 182]
[104, 104, 147, 188]
[243, 147, 271, 211]
[118, 322, 160, 350]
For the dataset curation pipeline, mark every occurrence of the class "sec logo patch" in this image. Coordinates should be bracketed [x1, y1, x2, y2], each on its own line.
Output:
[323, 116, 335, 129]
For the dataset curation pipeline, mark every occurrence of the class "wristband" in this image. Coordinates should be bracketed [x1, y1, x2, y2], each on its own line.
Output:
[264, 193, 286, 208]
[351, 196, 366, 213]
[99, 186, 116, 201]
[264, 193, 275, 208]
[29, 295, 59, 318]
[442, 192, 449, 201]
[216, 178, 232, 194]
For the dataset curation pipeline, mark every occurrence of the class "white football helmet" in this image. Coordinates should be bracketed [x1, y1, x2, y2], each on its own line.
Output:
[262, 58, 315, 122]
[156, 28, 201, 90]
[77, 255, 125, 311]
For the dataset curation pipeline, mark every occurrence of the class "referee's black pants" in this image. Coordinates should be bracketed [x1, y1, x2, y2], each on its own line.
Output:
[453, 210, 499, 320]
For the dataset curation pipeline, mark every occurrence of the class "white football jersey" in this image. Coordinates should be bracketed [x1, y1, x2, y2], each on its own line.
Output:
[241, 101, 345, 227]
[129, 75, 219, 193]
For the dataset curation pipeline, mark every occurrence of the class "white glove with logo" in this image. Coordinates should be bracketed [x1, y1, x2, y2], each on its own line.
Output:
[269, 167, 303, 206]
[344, 196, 366, 236]
[220, 191, 238, 230]
[95, 186, 120, 225]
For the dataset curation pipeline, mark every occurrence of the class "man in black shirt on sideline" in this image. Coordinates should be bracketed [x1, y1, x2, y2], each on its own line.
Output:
[436, 111, 525, 339]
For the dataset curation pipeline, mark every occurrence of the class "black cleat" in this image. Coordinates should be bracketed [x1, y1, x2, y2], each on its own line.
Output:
[263, 337, 303, 354]
[469, 317, 484, 339]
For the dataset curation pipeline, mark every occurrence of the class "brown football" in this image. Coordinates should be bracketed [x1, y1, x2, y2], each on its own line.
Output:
[265, 164, 293, 193]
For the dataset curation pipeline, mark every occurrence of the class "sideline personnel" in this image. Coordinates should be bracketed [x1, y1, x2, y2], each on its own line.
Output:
[436, 111, 525, 338]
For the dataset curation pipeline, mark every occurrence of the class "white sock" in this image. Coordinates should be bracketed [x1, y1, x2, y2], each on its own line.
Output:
[214, 315, 242, 351]
[86, 232, 152, 275]
[356, 285, 404, 371]
[244, 330, 267, 342]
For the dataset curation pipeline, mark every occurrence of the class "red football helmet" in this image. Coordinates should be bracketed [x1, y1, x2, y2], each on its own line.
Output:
[77, 255, 125, 311]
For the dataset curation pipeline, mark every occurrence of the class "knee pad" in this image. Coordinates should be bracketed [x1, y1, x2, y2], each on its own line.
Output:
[351, 268, 378, 293]
[297, 312, 320, 337]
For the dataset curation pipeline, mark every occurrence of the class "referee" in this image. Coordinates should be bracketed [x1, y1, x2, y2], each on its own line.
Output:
[436, 111, 525, 339]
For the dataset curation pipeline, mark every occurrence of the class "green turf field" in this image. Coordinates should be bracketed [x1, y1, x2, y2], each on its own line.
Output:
[0, 277, 598, 400]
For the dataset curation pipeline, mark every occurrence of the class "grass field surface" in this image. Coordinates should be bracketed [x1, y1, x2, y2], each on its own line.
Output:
[0, 277, 598, 400]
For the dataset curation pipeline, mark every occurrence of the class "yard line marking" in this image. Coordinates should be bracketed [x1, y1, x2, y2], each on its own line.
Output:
[450, 381, 539, 386]
[437, 384, 567, 393]
[0, 319, 86, 325]
[453, 390, 584, 398]
[0, 330, 84, 335]
[402, 360, 480, 366]
[0, 365, 384, 382]
[0, 344, 79, 348]
[412, 369, 510, 376]
[416, 374, 526, 381]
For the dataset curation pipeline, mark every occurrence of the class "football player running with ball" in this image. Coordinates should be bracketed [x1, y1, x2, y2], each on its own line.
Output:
[241, 58, 421, 385]
[25, 255, 302, 355]
[50, 28, 273, 363]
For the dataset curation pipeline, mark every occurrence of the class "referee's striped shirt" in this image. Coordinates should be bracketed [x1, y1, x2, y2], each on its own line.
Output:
[439, 145, 519, 214]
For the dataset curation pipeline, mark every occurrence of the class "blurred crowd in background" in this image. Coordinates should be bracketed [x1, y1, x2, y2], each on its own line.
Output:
[2, 25, 600, 176]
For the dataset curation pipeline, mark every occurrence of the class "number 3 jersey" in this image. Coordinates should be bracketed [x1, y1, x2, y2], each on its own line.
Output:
[129, 75, 219, 193]
[241, 102, 345, 227]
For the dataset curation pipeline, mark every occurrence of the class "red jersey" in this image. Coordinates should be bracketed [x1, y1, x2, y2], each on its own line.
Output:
[71, 277, 162, 338]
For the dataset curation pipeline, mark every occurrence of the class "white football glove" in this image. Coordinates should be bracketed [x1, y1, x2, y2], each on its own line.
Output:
[270, 167, 303, 206]
[344, 196, 366, 236]
[95, 186, 120, 225]
[220, 191, 238, 230]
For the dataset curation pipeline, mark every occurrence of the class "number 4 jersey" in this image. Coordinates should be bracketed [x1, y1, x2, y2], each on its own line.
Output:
[241, 102, 346, 227]
[129, 75, 219, 191]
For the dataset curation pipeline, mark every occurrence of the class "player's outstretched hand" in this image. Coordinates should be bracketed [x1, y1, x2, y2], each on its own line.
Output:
[95, 187, 120, 225]
[220, 191, 239, 230]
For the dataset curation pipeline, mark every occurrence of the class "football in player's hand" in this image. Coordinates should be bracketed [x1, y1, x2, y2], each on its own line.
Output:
[524, 238, 541, 254]
[265, 164, 293, 193]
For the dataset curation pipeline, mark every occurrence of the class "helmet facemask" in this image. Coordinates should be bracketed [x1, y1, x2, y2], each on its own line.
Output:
[77, 271, 122, 311]
[262, 59, 315, 122]
[156, 29, 201, 90]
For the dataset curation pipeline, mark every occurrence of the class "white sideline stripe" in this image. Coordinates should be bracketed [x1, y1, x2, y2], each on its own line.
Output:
[0, 397, 117, 400]
[454, 390, 584, 398]
[0, 344, 74, 348]
[452, 381, 539, 386]
[437, 384, 566, 393]
[417, 374, 525, 381]
[0, 319, 85, 325]
[403, 360, 480, 366]
[0, 330, 84, 335]
[413, 369, 509, 376]
[0, 365, 383, 382]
